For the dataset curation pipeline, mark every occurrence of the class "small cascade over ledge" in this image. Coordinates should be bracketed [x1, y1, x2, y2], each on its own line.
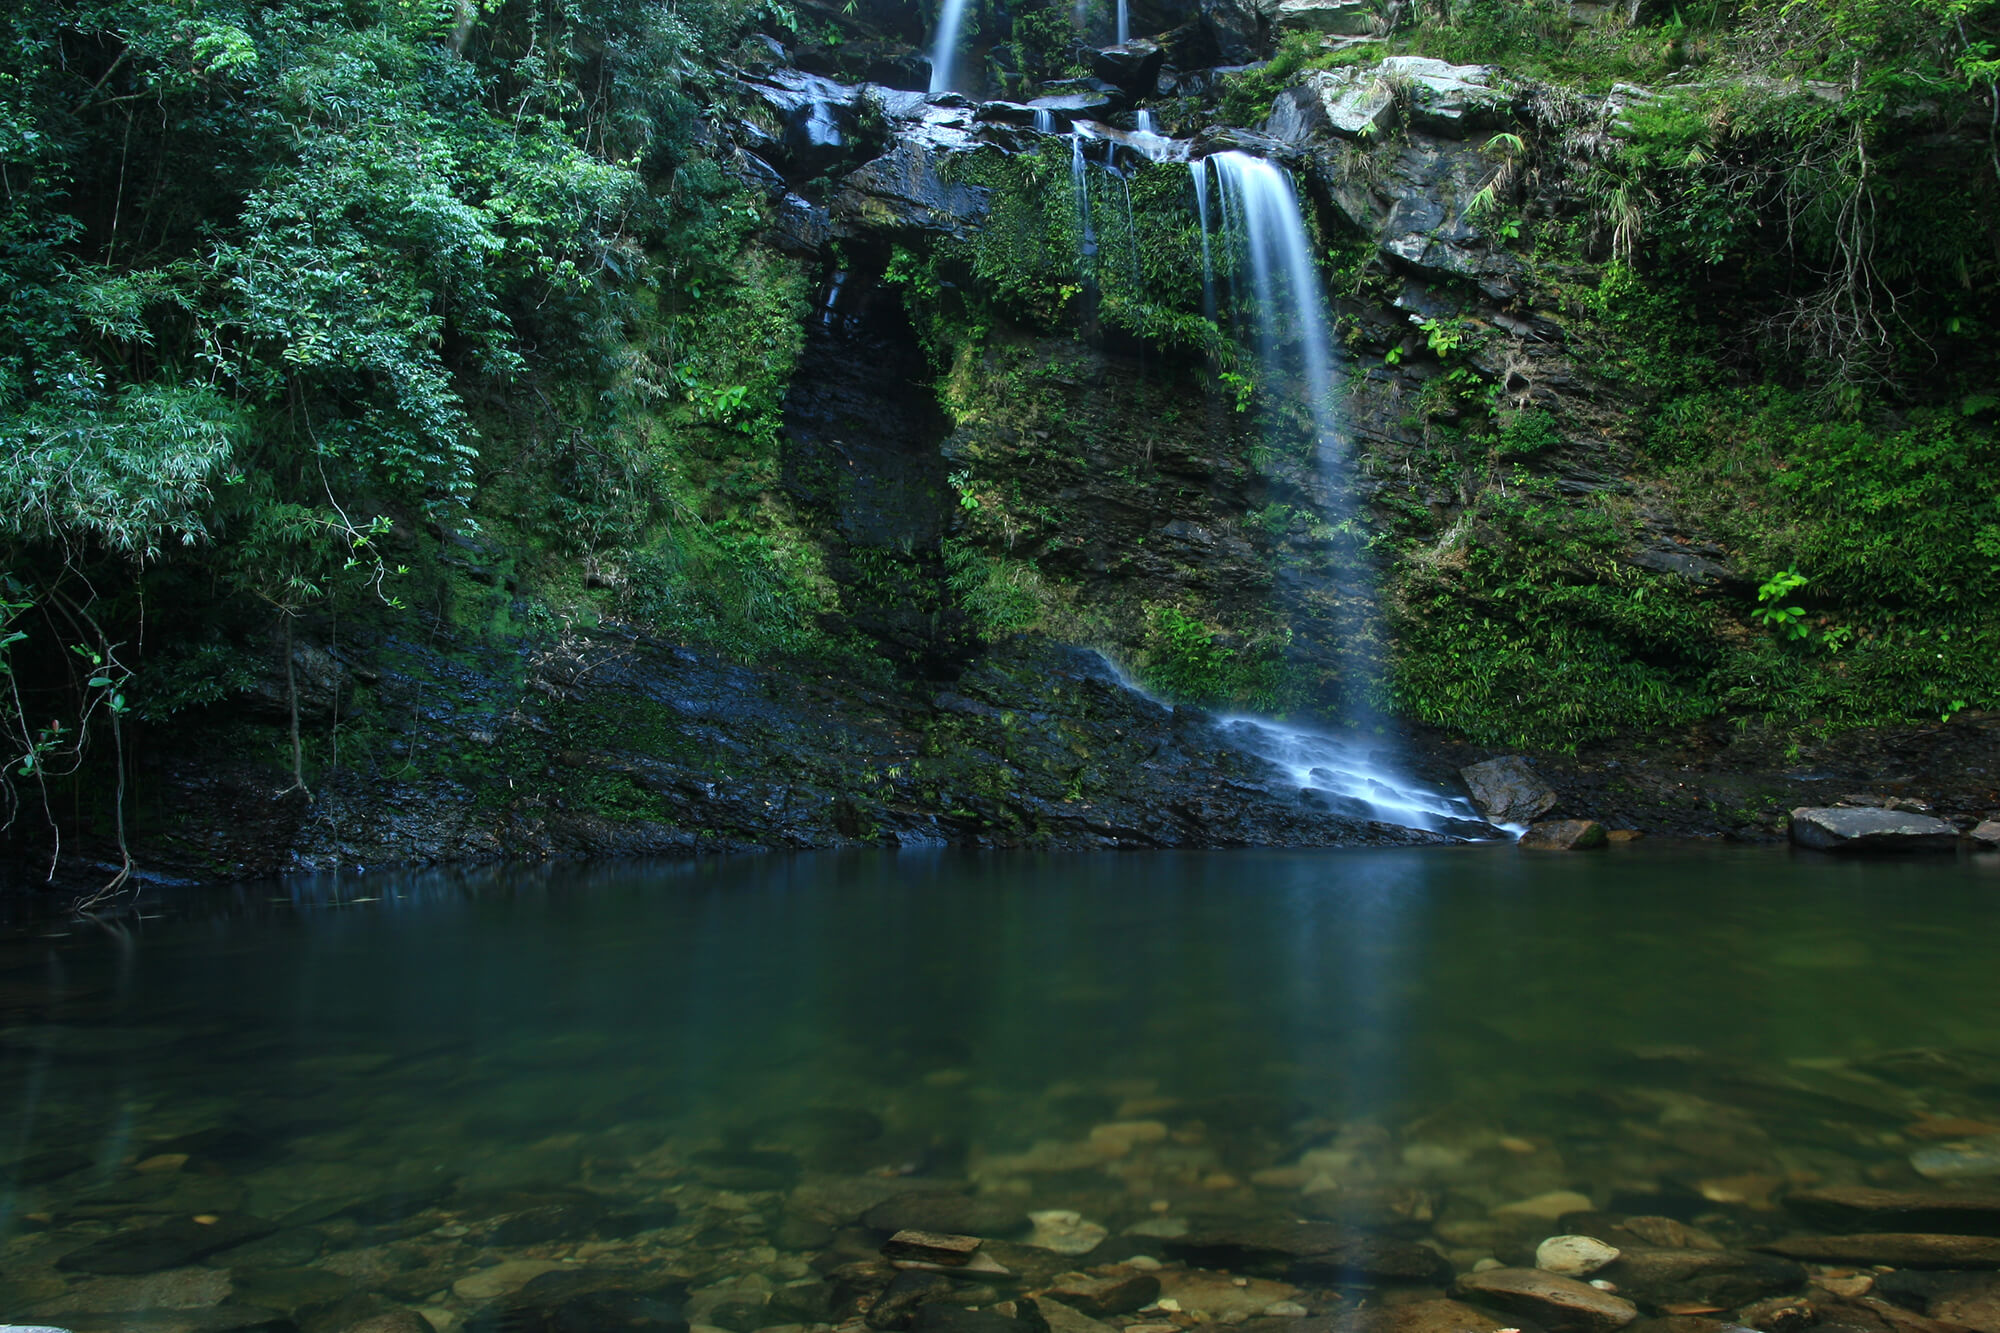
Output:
[1090, 652, 1488, 836]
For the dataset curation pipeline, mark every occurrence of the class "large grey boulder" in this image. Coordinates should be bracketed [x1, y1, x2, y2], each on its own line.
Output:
[1971, 819, 2000, 850]
[1789, 806, 1959, 854]
[1460, 756, 1558, 823]
[1378, 55, 1512, 136]
[1268, 67, 1396, 141]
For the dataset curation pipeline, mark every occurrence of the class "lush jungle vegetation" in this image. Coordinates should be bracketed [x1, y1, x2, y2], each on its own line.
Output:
[2, 0, 1998, 871]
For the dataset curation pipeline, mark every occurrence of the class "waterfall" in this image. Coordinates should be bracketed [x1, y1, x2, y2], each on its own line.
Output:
[1204, 151, 1338, 456]
[1033, 108, 1055, 133]
[928, 0, 970, 94]
[1195, 151, 1384, 733]
[1136, 109, 1155, 134]
[1117, 0, 1129, 43]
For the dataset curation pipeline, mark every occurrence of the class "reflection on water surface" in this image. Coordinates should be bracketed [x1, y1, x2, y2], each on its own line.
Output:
[3, 846, 1998, 1332]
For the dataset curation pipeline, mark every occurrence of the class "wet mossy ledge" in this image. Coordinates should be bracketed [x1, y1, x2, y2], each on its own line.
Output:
[3, 0, 1998, 884]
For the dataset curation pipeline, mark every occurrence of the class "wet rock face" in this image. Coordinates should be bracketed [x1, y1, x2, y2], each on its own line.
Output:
[782, 269, 968, 675]
[833, 142, 993, 239]
[1092, 40, 1167, 100]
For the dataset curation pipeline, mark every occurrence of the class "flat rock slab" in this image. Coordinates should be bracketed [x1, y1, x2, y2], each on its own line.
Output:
[1790, 807, 1959, 853]
[1760, 1233, 2000, 1268]
[1786, 1186, 2000, 1236]
[1454, 1267, 1638, 1333]
[885, 1230, 984, 1265]
[55, 1214, 275, 1275]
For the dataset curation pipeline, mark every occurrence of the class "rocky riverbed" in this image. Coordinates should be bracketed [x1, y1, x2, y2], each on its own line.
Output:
[11, 1026, 2000, 1333]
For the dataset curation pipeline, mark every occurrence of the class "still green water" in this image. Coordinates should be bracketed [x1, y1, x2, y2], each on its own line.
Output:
[2, 844, 1998, 1329]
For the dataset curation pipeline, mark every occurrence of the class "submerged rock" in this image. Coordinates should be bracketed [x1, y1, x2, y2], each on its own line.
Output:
[1164, 1222, 1453, 1283]
[1789, 806, 1959, 853]
[1757, 1233, 2000, 1268]
[1460, 756, 1559, 822]
[1911, 1136, 2000, 1180]
[1454, 1267, 1639, 1333]
[1045, 1270, 1161, 1318]
[55, 1214, 275, 1275]
[862, 1191, 1031, 1239]
[1595, 1247, 1806, 1311]
[1538, 1235, 1621, 1277]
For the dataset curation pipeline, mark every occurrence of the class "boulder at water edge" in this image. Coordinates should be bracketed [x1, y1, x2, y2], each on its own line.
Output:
[1971, 819, 2000, 850]
[1520, 820, 1607, 851]
[1789, 806, 1959, 853]
[1460, 756, 1558, 822]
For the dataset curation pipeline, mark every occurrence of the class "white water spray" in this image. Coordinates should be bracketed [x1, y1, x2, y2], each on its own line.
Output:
[928, 0, 970, 94]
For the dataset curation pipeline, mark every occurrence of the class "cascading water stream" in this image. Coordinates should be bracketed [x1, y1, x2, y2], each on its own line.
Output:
[1117, 0, 1129, 44]
[1188, 160, 1215, 323]
[1183, 151, 1488, 834]
[1033, 108, 1055, 133]
[1071, 135, 1097, 275]
[1205, 152, 1338, 455]
[1114, 170, 1142, 291]
[927, 0, 971, 93]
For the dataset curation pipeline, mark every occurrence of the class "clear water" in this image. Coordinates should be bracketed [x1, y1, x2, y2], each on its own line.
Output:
[5, 847, 2000, 1329]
